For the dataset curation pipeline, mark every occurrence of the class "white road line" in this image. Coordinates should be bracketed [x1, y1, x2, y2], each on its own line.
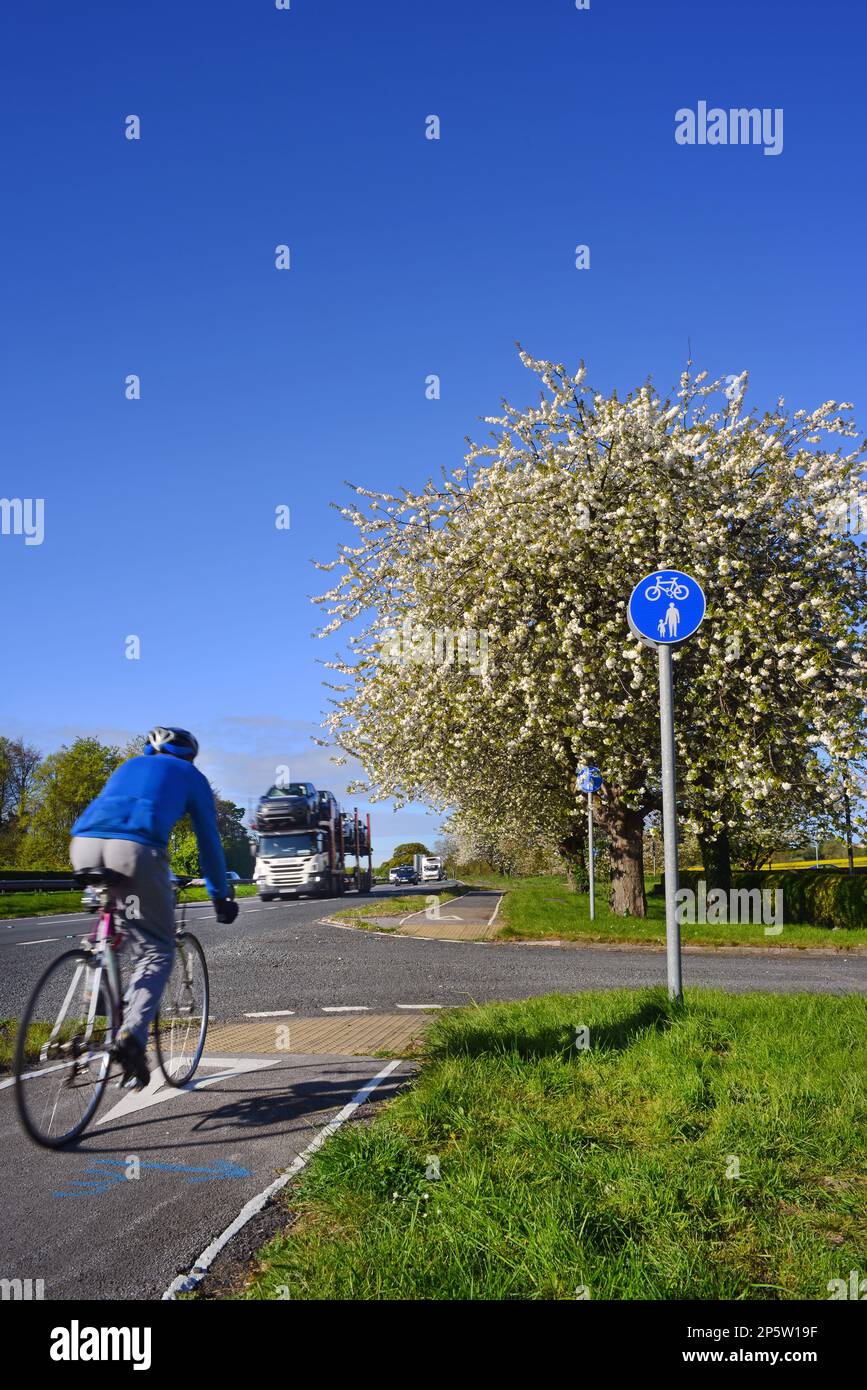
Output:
[321, 1005, 370, 1013]
[0, 1061, 73, 1092]
[18, 938, 59, 946]
[396, 1004, 443, 1010]
[244, 1010, 296, 1018]
[162, 1058, 402, 1300]
[487, 895, 504, 927]
[0, 914, 90, 928]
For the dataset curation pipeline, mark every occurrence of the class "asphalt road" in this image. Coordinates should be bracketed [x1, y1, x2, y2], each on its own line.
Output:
[1, 882, 865, 1302]
[2, 884, 865, 1025]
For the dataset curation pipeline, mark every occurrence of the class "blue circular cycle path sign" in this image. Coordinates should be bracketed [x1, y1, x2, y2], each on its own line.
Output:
[576, 765, 603, 793]
[628, 569, 706, 646]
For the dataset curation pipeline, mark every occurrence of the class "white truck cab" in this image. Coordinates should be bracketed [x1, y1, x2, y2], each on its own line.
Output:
[255, 830, 330, 899]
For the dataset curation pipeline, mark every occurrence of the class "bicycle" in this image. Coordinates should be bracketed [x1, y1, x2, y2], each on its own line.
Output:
[644, 574, 689, 601]
[14, 869, 210, 1149]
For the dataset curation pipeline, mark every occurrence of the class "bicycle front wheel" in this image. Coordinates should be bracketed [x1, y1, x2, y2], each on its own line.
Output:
[154, 932, 209, 1086]
[14, 949, 114, 1148]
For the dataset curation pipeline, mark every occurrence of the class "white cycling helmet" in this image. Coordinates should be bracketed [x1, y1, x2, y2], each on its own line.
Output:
[146, 726, 199, 760]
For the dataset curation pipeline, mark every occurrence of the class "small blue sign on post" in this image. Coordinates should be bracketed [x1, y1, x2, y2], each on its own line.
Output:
[576, 765, 603, 794]
[576, 765, 603, 921]
[627, 569, 706, 647]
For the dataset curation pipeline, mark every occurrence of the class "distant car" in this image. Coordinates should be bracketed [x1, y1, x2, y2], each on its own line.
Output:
[81, 884, 100, 913]
[389, 864, 419, 886]
[188, 870, 241, 890]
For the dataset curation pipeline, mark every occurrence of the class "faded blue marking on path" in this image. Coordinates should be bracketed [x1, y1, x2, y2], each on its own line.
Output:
[53, 1157, 251, 1198]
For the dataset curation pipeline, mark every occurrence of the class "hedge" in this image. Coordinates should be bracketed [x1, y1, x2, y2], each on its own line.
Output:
[0, 869, 73, 881]
[658, 868, 867, 930]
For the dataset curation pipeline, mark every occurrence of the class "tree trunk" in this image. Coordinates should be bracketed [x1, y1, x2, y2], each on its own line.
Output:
[598, 797, 647, 917]
[559, 831, 588, 893]
[699, 824, 732, 894]
[843, 793, 854, 875]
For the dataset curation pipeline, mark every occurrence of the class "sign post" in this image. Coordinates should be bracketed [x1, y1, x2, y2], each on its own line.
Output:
[657, 644, 681, 1000]
[588, 795, 595, 922]
[576, 765, 603, 921]
[627, 570, 706, 1003]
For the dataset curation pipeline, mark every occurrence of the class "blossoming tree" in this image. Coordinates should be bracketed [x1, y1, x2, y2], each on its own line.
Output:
[315, 351, 866, 916]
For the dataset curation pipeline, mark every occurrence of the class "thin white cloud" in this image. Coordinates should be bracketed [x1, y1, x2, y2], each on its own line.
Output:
[0, 714, 446, 863]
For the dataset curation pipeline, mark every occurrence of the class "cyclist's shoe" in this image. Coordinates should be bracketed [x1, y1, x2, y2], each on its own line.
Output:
[112, 1032, 150, 1090]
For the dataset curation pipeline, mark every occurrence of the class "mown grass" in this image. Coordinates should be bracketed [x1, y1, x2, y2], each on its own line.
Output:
[235, 988, 867, 1301]
[460, 873, 867, 948]
[337, 888, 465, 929]
[0, 884, 257, 919]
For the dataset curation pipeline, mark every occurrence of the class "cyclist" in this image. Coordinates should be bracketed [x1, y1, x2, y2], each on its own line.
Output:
[69, 727, 238, 1089]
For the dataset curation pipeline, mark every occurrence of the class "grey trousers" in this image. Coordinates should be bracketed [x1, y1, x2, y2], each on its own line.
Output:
[70, 836, 176, 1048]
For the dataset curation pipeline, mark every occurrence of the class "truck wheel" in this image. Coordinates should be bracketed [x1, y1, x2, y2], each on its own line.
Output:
[260, 893, 275, 902]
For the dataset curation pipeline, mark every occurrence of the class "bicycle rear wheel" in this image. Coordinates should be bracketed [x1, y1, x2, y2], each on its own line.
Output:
[14, 949, 114, 1148]
[154, 931, 209, 1086]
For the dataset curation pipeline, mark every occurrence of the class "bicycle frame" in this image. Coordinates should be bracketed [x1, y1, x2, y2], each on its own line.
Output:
[71, 894, 124, 1049]
[74, 882, 191, 1055]
[71, 876, 204, 1058]
[33, 907, 119, 1076]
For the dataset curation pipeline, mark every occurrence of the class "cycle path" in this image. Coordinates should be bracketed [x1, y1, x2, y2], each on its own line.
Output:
[338, 887, 506, 940]
[0, 1046, 409, 1301]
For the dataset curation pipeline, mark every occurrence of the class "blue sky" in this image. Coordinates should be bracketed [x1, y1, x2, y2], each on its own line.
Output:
[1, 0, 864, 858]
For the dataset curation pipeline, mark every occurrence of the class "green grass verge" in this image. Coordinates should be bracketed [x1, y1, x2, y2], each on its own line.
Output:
[0, 1016, 114, 1074]
[0, 890, 95, 918]
[234, 988, 867, 1300]
[336, 888, 465, 928]
[459, 873, 867, 948]
[0, 883, 257, 919]
[0, 1017, 45, 1071]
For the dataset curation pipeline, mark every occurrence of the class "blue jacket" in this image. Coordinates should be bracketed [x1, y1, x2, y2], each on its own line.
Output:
[71, 748, 229, 898]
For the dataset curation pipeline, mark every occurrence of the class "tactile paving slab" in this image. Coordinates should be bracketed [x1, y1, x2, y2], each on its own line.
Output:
[205, 1012, 432, 1057]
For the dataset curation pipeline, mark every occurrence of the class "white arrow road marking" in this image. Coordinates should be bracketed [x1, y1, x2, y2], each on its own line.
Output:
[97, 1056, 280, 1125]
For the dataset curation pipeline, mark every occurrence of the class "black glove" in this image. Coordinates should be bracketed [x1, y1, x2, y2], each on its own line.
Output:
[213, 896, 239, 924]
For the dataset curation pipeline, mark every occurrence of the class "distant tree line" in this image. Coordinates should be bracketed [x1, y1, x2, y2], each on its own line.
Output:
[0, 734, 253, 877]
